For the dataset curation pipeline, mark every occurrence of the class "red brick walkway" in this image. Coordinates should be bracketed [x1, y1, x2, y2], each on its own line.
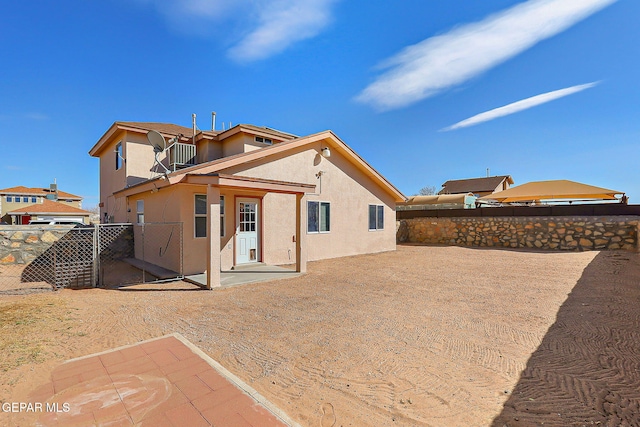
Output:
[26, 334, 295, 426]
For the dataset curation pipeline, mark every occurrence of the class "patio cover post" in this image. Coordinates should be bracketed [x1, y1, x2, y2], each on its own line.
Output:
[296, 193, 307, 273]
[206, 185, 221, 289]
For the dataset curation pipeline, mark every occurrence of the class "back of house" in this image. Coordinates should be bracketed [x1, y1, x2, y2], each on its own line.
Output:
[89, 120, 405, 275]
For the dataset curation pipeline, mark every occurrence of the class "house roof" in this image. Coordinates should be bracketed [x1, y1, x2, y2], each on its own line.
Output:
[89, 121, 298, 157]
[215, 124, 298, 140]
[439, 175, 513, 194]
[115, 130, 406, 202]
[115, 122, 200, 138]
[7, 199, 91, 215]
[0, 186, 81, 200]
[478, 180, 624, 203]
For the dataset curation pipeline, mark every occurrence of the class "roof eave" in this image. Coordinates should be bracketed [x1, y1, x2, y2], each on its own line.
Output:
[111, 130, 406, 203]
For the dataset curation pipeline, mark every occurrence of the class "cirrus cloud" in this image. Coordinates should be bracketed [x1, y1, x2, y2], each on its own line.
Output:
[356, 0, 616, 111]
[229, 0, 339, 62]
[441, 81, 600, 131]
[140, 0, 339, 62]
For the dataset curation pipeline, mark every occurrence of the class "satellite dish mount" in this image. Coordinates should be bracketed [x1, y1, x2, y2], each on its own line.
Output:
[146, 130, 171, 175]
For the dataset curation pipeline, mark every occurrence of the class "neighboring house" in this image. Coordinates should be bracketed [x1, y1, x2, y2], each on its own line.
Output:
[438, 175, 514, 197]
[0, 185, 87, 224]
[6, 199, 92, 225]
[89, 121, 406, 287]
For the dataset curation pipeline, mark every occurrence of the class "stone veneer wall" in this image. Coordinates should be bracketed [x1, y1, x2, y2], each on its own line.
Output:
[0, 226, 74, 265]
[1, 226, 136, 267]
[397, 216, 639, 251]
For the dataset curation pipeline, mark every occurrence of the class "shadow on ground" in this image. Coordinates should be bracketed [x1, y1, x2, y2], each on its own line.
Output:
[492, 251, 640, 427]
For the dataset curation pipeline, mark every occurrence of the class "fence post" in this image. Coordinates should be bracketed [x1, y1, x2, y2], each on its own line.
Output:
[93, 224, 99, 287]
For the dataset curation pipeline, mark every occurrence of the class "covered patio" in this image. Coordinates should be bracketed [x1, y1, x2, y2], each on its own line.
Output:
[188, 173, 316, 290]
[185, 264, 302, 289]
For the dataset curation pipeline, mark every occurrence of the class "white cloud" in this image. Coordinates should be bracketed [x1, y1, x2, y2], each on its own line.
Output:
[356, 0, 616, 111]
[25, 113, 49, 120]
[137, 0, 239, 35]
[140, 0, 338, 62]
[228, 0, 338, 62]
[441, 81, 599, 131]
[140, 0, 235, 20]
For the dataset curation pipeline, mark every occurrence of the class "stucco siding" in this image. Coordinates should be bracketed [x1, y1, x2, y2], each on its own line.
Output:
[100, 135, 128, 222]
[223, 142, 397, 262]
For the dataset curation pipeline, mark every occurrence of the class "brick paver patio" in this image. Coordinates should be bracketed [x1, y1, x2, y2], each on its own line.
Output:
[27, 334, 296, 426]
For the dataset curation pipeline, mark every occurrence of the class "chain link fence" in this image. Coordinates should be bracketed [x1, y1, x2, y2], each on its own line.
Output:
[0, 223, 183, 294]
[100, 223, 183, 288]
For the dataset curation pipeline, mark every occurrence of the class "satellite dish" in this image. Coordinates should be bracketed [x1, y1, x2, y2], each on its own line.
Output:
[146, 130, 166, 153]
[146, 130, 171, 176]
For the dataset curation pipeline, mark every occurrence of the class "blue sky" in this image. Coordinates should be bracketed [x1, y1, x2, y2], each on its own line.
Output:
[1, 0, 638, 206]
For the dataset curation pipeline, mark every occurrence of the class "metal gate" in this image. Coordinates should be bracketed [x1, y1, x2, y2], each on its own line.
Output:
[0, 223, 183, 292]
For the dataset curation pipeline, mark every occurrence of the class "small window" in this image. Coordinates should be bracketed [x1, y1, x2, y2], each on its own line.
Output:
[195, 194, 207, 238]
[115, 142, 123, 170]
[6, 196, 12, 202]
[308, 201, 330, 233]
[194, 194, 225, 238]
[369, 205, 384, 231]
[220, 196, 225, 237]
[255, 136, 272, 145]
[31, 197, 37, 203]
[23, 197, 29, 203]
[136, 200, 144, 224]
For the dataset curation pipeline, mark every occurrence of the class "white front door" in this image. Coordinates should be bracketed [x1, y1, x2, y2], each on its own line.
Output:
[236, 198, 260, 264]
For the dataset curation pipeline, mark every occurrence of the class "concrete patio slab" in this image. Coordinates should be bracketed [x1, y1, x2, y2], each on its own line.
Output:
[185, 264, 302, 289]
[25, 333, 299, 427]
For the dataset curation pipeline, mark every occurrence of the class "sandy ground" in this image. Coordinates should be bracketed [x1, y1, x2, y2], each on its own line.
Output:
[1, 245, 639, 426]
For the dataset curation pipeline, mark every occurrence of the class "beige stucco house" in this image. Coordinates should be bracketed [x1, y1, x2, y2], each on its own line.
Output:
[89, 121, 405, 288]
[0, 185, 88, 224]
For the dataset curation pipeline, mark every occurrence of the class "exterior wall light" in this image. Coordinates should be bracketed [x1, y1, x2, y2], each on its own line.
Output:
[321, 147, 331, 158]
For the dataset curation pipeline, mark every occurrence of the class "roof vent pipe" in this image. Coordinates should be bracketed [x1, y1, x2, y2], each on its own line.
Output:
[211, 112, 216, 131]
[192, 113, 197, 144]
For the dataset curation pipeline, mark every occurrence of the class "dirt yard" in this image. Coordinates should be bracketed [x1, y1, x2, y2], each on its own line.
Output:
[1, 245, 639, 426]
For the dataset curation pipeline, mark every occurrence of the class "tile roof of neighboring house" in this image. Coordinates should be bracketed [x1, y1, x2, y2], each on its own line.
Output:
[7, 199, 91, 215]
[439, 176, 514, 195]
[0, 186, 81, 199]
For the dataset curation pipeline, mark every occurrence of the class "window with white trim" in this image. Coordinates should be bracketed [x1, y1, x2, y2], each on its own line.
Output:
[195, 194, 207, 238]
[6, 196, 12, 202]
[194, 195, 225, 238]
[136, 200, 144, 224]
[308, 201, 330, 233]
[368, 205, 384, 231]
[255, 136, 273, 145]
